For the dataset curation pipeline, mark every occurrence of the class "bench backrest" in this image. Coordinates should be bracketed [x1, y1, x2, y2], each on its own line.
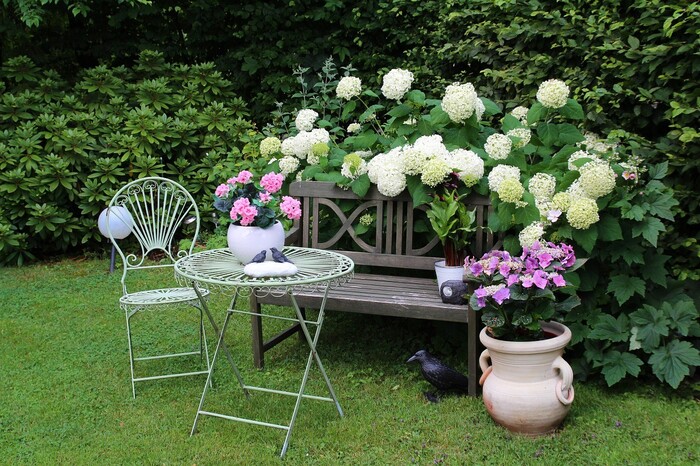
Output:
[288, 181, 495, 271]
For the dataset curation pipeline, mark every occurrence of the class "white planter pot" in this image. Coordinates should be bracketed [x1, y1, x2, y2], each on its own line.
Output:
[434, 260, 464, 293]
[479, 321, 575, 436]
[227, 221, 285, 264]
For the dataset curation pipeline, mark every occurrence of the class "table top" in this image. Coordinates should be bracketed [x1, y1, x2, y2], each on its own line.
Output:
[174, 247, 354, 292]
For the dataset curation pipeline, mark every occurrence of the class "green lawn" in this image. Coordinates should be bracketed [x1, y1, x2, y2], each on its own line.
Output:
[0, 257, 698, 465]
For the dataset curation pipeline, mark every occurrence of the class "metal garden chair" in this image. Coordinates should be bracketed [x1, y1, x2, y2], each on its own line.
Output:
[105, 177, 211, 398]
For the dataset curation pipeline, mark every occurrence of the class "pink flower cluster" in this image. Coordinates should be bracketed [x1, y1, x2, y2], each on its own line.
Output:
[260, 173, 284, 193]
[465, 242, 576, 308]
[280, 196, 302, 220]
[231, 198, 258, 226]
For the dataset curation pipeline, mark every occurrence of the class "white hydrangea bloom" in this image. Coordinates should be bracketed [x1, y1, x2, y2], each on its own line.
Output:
[579, 160, 616, 198]
[347, 122, 361, 133]
[506, 127, 532, 149]
[474, 98, 486, 121]
[568, 150, 597, 171]
[402, 145, 430, 176]
[412, 135, 449, 158]
[341, 153, 368, 180]
[511, 106, 529, 124]
[295, 109, 318, 132]
[565, 180, 590, 200]
[441, 82, 480, 123]
[536, 79, 570, 109]
[497, 178, 525, 204]
[260, 136, 281, 157]
[309, 128, 330, 144]
[368, 148, 404, 184]
[336, 76, 362, 100]
[306, 154, 320, 166]
[488, 164, 521, 192]
[449, 149, 484, 187]
[528, 173, 556, 200]
[567, 197, 599, 229]
[484, 133, 512, 160]
[579, 131, 617, 154]
[420, 157, 451, 187]
[280, 137, 296, 157]
[381, 68, 414, 100]
[279, 155, 300, 176]
[519, 222, 545, 249]
[355, 150, 373, 158]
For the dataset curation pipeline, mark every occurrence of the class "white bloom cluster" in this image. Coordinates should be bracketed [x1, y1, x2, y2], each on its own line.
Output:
[368, 148, 406, 197]
[381, 68, 414, 101]
[402, 135, 450, 183]
[336, 76, 362, 100]
[421, 157, 451, 187]
[449, 149, 484, 187]
[580, 131, 616, 154]
[536, 79, 569, 109]
[279, 155, 300, 176]
[441, 82, 482, 123]
[488, 164, 521, 192]
[259, 136, 281, 157]
[280, 129, 330, 160]
[295, 109, 318, 132]
[528, 173, 556, 200]
[507, 127, 532, 148]
[578, 160, 616, 198]
[519, 222, 545, 249]
[511, 106, 529, 124]
[567, 197, 599, 229]
[568, 150, 597, 171]
[498, 178, 525, 204]
[484, 133, 512, 160]
[347, 122, 361, 133]
[341, 153, 368, 180]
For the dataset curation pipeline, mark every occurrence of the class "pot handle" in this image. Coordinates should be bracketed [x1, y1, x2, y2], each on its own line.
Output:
[552, 356, 575, 405]
[478, 349, 492, 386]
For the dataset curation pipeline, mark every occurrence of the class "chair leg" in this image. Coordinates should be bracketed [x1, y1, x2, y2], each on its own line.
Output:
[199, 307, 212, 388]
[125, 310, 137, 399]
[250, 295, 265, 369]
[297, 307, 307, 341]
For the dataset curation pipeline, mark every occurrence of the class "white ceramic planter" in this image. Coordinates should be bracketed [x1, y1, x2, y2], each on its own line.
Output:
[479, 321, 575, 436]
[227, 221, 285, 264]
[434, 260, 464, 293]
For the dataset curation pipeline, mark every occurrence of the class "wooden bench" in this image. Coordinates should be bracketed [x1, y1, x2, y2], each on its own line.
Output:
[249, 181, 496, 395]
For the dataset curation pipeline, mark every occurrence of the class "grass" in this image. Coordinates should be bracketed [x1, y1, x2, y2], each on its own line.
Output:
[0, 256, 698, 465]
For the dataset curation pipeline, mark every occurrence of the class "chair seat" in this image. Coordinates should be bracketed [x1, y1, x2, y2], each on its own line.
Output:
[120, 287, 209, 307]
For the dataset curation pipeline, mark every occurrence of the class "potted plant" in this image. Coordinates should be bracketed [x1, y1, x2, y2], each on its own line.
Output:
[213, 170, 302, 264]
[463, 241, 586, 435]
[426, 184, 477, 292]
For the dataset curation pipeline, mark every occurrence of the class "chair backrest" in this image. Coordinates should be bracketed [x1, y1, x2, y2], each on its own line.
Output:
[106, 177, 200, 292]
[288, 181, 496, 271]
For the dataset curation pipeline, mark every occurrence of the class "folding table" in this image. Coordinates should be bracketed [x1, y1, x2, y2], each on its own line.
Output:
[174, 247, 354, 457]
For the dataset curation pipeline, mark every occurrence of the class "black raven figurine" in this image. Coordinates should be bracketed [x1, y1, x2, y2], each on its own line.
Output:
[270, 247, 292, 263]
[249, 250, 267, 263]
[407, 350, 469, 401]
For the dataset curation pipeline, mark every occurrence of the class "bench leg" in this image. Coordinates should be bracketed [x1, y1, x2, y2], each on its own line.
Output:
[250, 295, 265, 369]
[467, 305, 481, 396]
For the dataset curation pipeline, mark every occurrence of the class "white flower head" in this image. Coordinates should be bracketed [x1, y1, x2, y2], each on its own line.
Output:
[347, 122, 361, 133]
[341, 153, 368, 180]
[381, 68, 414, 101]
[336, 76, 362, 100]
[511, 106, 529, 124]
[567, 197, 599, 229]
[420, 157, 451, 187]
[568, 150, 597, 171]
[295, 109, 318, 132]
[578, 160, 617, 198]
[506, 127, 532, 149]
[441, 82, 480, 124]
[367, 148, 406, 197]
[528, 173, 556, 201]
[260, 136, 281, 157]
[449, 149, 484, 187]
[536, 79, 570, 109]
[484, 133, 512, 160]
[279, 155, 300, 176]
[487, 164, 521, 192]
[519, 222, 545, 249]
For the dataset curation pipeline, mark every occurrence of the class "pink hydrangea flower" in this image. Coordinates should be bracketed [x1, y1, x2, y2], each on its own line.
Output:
[215, 183, 231, 198]
[280, 196, 302, 220]
[260, 172, 284, 194]
[236, 170, 253, 184]
[259, 192, 272, 203]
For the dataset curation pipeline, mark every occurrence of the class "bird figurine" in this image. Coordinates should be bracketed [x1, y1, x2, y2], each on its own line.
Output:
[407, 349, 469, 402]
[249, 250, 267, 264]
[270, 247, 293, 263]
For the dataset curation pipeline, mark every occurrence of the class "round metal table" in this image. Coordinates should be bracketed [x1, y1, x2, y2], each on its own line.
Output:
[174, 247, 354, 458]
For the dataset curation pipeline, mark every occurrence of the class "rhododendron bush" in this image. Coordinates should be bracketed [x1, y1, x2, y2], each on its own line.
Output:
[257, 59, 697, 389]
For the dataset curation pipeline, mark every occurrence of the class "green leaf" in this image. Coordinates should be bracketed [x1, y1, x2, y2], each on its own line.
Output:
[350, 174, 371, 198]
[406, 176, 432, 206]
[387, 104, 412, 118]
[631, 217, 665, 247]
[588, 314, 629, 343]
[641, 252, 670, 287]
[527, 102, 543, 124]
[559, 99, 585, 120]
[607, 274, 646, 305]
[628, 35, 640, 50]
[572, 224, 598, 253]
[350, 131, 378, 149]
[537, 124, 559, 146]
[501, 114, 522, 133]
[556, 123, 584, 144]
[314, 172, 346, 183]
[480, 97, 501, 117]
[597, 214, 623, 241]
[648, 161, 668, 180]
[630, 304, 670, 350]
[666, 300, 698, 336]
[649, 340, 700, 388]
[646, 192, 677, 221]
[601, 350, 643, 386]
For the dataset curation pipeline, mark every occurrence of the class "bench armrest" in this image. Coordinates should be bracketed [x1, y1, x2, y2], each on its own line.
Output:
[284, 225, 301, 246]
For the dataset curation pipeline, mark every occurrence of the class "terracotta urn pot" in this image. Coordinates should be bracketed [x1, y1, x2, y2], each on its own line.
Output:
[478, 321, 575, 435]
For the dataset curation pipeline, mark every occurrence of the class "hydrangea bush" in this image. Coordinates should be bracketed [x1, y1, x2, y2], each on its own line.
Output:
[259, 59, 697, 389]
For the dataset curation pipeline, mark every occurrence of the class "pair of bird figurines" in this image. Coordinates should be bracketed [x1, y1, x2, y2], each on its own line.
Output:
[249, 247, 293, 264]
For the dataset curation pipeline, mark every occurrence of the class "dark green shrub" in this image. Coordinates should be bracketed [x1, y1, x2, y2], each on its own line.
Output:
[0, 51, 266, 265]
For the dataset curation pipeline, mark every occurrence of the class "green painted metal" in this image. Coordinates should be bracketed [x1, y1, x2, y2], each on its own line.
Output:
[106, 177, 212, 398]
[175, 247, 354, 458]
